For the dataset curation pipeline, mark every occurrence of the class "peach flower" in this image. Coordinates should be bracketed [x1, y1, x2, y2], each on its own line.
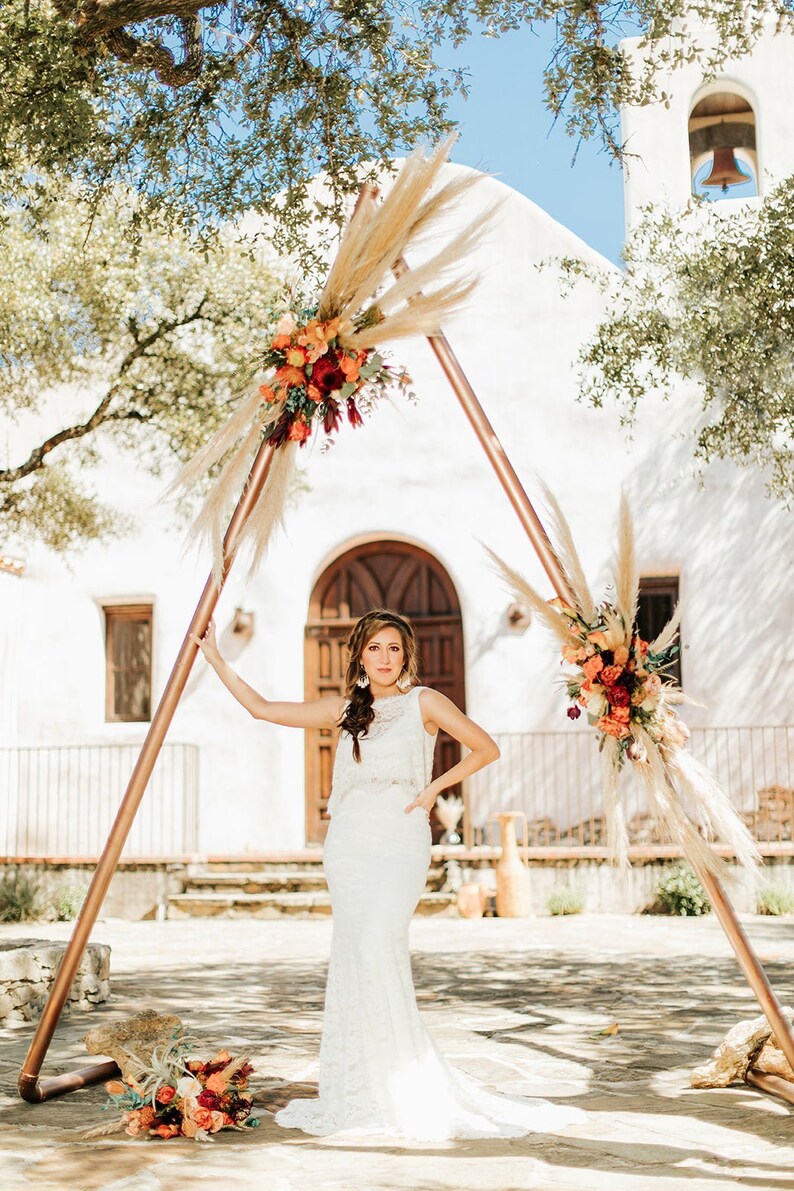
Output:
[582, 656, 604, 682]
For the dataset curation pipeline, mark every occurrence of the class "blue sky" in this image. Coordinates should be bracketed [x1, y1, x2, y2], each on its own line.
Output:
[441, 24, 628, 264]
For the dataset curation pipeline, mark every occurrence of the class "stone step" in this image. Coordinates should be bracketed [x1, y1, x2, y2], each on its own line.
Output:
[184, 871, 330, 894]
[182, 866, 448, 894]
[166, 890, 459, 919]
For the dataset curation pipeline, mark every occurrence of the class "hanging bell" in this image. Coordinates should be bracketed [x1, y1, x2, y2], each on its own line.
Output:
[702, 146, 751, 192]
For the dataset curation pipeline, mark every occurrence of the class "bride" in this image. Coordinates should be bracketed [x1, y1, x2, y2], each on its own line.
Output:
[194, 607, 585, 1140]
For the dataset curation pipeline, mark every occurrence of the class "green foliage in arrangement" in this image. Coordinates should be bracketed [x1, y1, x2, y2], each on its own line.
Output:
[547, 887, 585, 916]
[756, 884, 794, 916]
[559, 180, 794, 500]
[652, 862, 711, 917]
[0, 868, 42, 923]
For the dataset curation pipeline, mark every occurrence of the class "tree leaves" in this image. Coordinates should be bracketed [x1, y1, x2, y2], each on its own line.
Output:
[572, 182, 794, 500]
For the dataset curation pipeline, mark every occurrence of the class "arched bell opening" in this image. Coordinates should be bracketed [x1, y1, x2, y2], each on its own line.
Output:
[688, 87, 758, 200]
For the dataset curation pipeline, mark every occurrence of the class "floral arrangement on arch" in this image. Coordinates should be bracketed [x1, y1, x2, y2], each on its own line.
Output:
[557, 597, 683, 759]
[101, 1034, 259, 1141]
[489, 490, 759, 875]
[258, 306, 412, 449]
[171, 137, 496, 582]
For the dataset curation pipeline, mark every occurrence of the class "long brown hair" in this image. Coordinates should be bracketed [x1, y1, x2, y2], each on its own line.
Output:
[339, 609, 419, 761]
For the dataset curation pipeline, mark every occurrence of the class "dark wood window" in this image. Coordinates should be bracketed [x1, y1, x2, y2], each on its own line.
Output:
[104, 604, 153, 722]
[637, 576, 682, 686]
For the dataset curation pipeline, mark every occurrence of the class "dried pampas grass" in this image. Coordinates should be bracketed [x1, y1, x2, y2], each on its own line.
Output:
[487, 491, 760, 879]
[171, 137, 493, 581]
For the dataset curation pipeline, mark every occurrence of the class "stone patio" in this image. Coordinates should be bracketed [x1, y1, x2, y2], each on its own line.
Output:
[0, 913, 792, 1190]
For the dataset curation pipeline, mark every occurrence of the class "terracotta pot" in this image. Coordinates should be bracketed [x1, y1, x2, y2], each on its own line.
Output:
[490, 811, 531, 917]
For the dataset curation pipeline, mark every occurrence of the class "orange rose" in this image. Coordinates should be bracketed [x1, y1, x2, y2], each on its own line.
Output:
[151, 1123, 180, 1139]
[272, 333, 292, 350]
[124, 1111, 145, 1137]
[138, 1105, 157, 1128]
[205, 1072, 228, 1094]
[582, 656, 604, 682]
[601, 664, 624, 686]
[258, 383, 278, 403]
[611, 706, 631, 722]
[193, 1106, 214, 1131]
[596, 715, 631, 739]
[156, 1085, 176, 1105]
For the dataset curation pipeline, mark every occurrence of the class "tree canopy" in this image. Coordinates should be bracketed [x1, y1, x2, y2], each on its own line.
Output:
[0, 181, 281, 549]
[564, 179, 794, 500]
[2, 1, 790, 249]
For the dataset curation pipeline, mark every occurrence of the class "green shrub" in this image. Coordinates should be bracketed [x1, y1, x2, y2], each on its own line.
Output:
[548, 887, 585, 916]
[757, 884, 794, 916]
[653, 863, 711, 916]
[0, 868, 41, 922]
[51, 883, 89, 922]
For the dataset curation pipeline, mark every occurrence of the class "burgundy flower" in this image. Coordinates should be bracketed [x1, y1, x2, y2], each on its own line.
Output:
[346, 398, 363, 428]
[566, 705, 581, 720]
[609, 685, 631, 708]
[266, 414, 293, 449]
[197, 1089, 220, 1111]
[311, 353, 346, 394]
[323, 397, 341, 434]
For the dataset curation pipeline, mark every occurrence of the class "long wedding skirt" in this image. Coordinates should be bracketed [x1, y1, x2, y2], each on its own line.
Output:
[275, 788, 586, 1140]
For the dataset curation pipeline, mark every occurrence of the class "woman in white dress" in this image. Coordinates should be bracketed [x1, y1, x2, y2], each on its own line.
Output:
[194, 607, 585, 1140]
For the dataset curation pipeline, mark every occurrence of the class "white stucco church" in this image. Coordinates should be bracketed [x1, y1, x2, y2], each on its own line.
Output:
[1, 23, 792, 861]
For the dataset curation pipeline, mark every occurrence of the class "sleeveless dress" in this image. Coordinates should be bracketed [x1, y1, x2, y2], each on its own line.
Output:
[274, 686, 586, 1139]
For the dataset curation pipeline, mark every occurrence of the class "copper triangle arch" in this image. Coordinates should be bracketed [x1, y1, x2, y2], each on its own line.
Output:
[18, 188, 794, 1107]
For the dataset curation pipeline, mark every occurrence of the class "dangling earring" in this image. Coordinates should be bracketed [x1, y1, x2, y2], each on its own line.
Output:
[356, 669, 370, 689]
[396, 671, 411, 692]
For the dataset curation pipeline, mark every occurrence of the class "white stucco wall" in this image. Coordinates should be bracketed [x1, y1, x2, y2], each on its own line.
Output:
[1, 163, 792, 854]
[620, 21, 794, 227]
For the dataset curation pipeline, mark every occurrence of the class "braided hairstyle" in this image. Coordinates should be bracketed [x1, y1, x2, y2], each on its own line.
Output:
[339, 609, 419, 761]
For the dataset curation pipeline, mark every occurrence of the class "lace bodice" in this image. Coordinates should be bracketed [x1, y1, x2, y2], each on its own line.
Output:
[327, 686, 436, 815]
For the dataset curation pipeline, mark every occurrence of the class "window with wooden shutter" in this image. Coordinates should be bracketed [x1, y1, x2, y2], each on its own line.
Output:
[637, 576, 682, 687]
[104, 604, 153, 722]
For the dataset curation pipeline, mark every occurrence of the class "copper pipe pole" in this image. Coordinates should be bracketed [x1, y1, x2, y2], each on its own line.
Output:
[19, 439, 277, 1103]
[395, 255, 794, 1094]
[745, 1068, 794, 1105]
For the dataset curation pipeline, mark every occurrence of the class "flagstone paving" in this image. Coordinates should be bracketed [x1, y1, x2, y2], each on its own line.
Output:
[1, 913, 793, 1190]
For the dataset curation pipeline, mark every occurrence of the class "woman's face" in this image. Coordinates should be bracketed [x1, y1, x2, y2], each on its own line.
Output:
[359, 627, 405, 687]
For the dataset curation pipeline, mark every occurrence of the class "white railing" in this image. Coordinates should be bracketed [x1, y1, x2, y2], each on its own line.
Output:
[467, 725, 794, 850]
[0, 743, 199, 858]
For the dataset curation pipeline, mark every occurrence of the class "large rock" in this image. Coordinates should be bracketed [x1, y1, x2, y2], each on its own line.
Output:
[0, 939, 110, 1025]
[690, 1008, 794, 1088]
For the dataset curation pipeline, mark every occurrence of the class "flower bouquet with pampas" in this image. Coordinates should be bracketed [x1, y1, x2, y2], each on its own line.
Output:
[171, 137, 494, 581]
[489, 491, 760, 877]
[90, 1033, 259, 1141]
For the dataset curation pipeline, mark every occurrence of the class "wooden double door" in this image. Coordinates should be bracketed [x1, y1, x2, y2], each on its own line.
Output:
[304, 540, 465, 843]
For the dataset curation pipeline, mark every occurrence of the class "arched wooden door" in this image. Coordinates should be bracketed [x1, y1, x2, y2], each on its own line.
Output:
[305, 540, 465, 844]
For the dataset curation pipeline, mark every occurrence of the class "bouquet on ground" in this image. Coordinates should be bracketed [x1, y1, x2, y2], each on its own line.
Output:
[103, 1034, 259, 1141]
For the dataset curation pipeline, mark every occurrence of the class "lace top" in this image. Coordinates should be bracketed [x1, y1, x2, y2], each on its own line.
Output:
[327, 686, 436, 815]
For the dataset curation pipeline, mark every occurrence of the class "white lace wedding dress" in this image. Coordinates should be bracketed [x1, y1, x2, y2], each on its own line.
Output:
[275, 686, 586, 1140]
